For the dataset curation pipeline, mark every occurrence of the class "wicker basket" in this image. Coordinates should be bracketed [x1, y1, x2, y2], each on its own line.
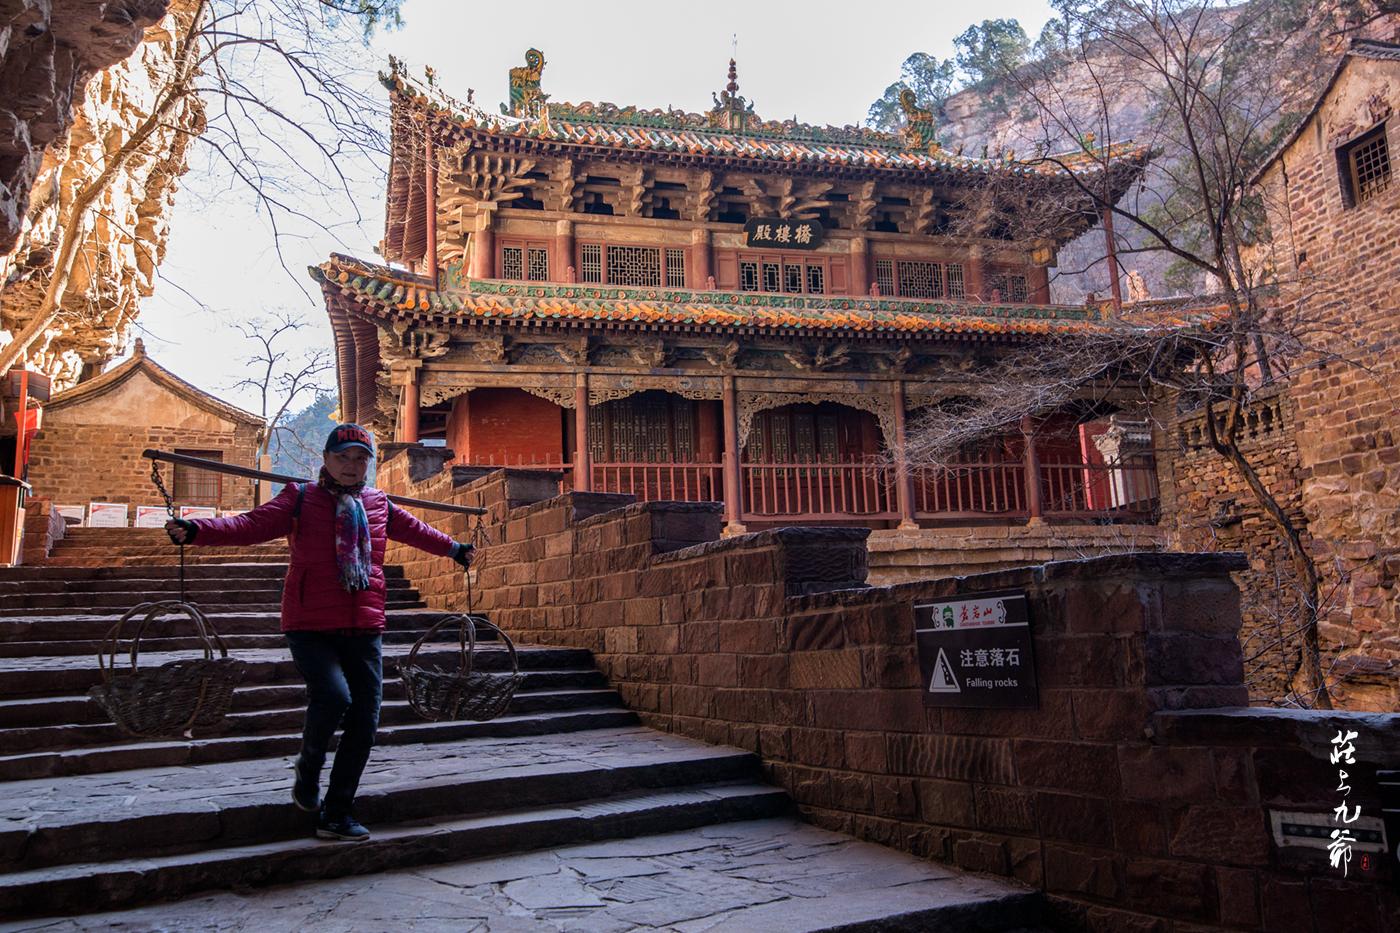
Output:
[87, 600, 247, 739]
[398, 614, 522, 722]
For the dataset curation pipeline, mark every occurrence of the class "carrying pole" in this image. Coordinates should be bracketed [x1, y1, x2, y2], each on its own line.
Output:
[142, 449, 488, 516]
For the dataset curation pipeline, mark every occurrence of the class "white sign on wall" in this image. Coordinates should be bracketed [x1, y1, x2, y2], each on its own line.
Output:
[179, 506, 217, 521]
[134, 507, 169, 528]
[87, 502, 128, 528]
[54, 505, 85, 526]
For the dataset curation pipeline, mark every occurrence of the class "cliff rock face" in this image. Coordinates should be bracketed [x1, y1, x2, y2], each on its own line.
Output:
[0, 0, 202, 390]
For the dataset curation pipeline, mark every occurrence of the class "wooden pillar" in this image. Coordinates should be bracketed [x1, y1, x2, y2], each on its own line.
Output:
[1029, 265, 1051, 305]
[721, 375, 745, 535]
[1103, 207, 1123, 311]
[691, 227, 712, 289]
[573, 372, 591, 492]
[391, 361, 422, 444]
[424, 133, 438, 286]
[471, 214, 494, 279]
[1021, 415, 1044, 524]
[893, 379, 918, 529]
[966, 250, 985, 301]
[554, 218, 575, 281]
[850, 236, 869, 296]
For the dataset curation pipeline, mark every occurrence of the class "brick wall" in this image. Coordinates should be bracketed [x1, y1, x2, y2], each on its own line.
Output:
[382, 458, 1400, 931]
[1255, 55, 1400, 710]
[26, 423, 259, 515]
[1157, 387, 1316, 705]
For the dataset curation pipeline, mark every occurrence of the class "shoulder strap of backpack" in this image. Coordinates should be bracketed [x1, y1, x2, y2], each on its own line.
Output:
[287, 483, 307, 544]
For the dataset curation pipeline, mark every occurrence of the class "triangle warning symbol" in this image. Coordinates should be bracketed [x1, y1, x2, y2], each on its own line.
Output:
[929, 647, 961, 693]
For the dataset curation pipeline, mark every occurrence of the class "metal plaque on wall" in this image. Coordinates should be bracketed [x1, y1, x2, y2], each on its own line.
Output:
[913, 590, 1039, 709]
[743, 218, 825, 250]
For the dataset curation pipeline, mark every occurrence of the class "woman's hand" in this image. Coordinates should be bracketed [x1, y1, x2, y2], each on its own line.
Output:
[452, 542, 474, 568]
[164, 519, 197, 545]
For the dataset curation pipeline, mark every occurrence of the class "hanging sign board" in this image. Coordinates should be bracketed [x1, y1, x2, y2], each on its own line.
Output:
[743, 218, 825, 250]
[913, 590, 1038, 709]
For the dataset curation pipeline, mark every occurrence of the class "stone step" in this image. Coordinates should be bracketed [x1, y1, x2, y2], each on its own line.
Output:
[0, 668, 608, 729]
[1, 686, 626, 754]
[0, 706, 642, 781]
[0, 817, 1048, 932]
[0, 784, 791, 920]
[0, 625, 474, 657]
[41, 554, 291, 568]
[0, 644, 593, 699]
[0, 563, 398, 582]
[0, 607, 451, 641]
[0, 598, 429, 618]
[0, 727, 763, 872]
[0, 587, 421, 611]
[0, 575, 415, 596]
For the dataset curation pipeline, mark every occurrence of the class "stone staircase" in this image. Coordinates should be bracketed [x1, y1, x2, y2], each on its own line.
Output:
[0, 538, 1046, 930]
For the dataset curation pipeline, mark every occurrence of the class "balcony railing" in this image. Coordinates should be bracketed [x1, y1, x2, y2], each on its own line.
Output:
[741, 461, 899, 521]
[912, 461, 1027, 519]
[591, 461, 722, 503]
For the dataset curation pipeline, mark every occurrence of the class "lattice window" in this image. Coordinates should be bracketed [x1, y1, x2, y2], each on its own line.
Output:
[174, 449, 222, 504]
[527, 248, 549, 281]
[987, 272, 1030, 303]
[945, 263, 965, 299]
[581, 244, 602, 283]
[1344, 125, 1392, 205]
[502, 246, 524, 280]
[806, 265, 825, 294]
[665, 249, 687, 287]
[784, 264, 804, 293]
[762, 262, 781, 292]
[589, 391, 696, 463]
[605, 246, 662, 287]
[740, 261, 759, 291]
[875, 259, 894, 295]
[897, 261, 942, 299]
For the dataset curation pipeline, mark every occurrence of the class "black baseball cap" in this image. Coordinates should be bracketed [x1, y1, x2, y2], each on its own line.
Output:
[325, 423, 375, 455]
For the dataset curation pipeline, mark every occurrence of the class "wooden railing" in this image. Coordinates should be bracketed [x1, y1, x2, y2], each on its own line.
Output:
[590, 462, 723, 503]
[740, 461, 898, 521]
[1040, 458, 1159, 520]
[912, 461, 1027, 518]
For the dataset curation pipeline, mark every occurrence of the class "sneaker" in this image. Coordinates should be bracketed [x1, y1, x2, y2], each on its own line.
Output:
[291, 758, 320, 813]
[315, 812, 371, 842]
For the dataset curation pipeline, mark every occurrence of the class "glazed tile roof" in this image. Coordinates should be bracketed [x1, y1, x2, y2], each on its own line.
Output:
[312, 254, 1148, 339]
[384, 70, 1146, 180]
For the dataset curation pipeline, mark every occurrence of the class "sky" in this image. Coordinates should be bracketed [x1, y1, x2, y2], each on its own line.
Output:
[138, 0, 1057, 417]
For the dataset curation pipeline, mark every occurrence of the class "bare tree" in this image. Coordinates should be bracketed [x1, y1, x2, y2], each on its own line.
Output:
[232, 311, 332, 499]
[0, 0, 401, 377]
[906, 0, 1370, 708]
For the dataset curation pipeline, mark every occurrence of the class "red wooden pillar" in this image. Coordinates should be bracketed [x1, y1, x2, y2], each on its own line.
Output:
[1029, 265, 1051, 305]
[721, 375, 745, 534]
[471, 215, 494, 279]
[893, 379, 917, 528]
[424, 132, 438, 286]
[394, 362, 421, 444]
[573, 373, 591, 492]
[966, 252, 985, 301]
[691, 228, 711, 289]
[850, 236, 869, 296]
[1021, 416, 1044, 524]
[554, 219, 574, 281]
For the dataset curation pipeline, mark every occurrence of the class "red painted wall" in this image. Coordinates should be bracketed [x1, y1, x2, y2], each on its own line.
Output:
[447, 389, 567, 465]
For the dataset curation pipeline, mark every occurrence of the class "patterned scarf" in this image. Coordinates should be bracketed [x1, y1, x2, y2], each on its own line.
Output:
[318, 468, 371, 593]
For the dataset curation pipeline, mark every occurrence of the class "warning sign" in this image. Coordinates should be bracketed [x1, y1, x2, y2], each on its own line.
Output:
[913, 590, 1038, 709]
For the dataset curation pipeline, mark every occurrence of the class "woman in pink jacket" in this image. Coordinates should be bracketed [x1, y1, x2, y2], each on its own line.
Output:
[166, 423, 472, 842]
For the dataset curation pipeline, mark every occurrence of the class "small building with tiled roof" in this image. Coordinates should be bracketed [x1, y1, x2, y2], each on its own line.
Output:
[25, 339, 264, 519]
[319, 50, 1161, 533]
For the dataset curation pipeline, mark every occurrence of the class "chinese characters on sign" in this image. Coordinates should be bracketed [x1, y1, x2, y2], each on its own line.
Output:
[743, 218, 826, 250]
[1330, 728, 1360, 876]
[912, 591, 1038, 709]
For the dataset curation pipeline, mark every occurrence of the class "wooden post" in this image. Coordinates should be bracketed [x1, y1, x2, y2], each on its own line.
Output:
[554, 218, 574, 281]
[1021, 416, 1044, 524]
[850, 236, 869, 296]
[966, 250, 985, 301]
[721, 374, 745, 535]
[471, 214, 494, 279]
[691, 227, 711, 289]
[573, 372, 591, 492]
[400, 380, 420, 444]
[893, 379, 917, 529]
[1103, 207, 1123, 311]
[424, 132, 438, 286]
[13, 369, 27, 477]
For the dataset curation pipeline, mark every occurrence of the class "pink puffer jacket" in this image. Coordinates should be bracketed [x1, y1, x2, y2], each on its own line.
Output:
[187, 483, 457, 632]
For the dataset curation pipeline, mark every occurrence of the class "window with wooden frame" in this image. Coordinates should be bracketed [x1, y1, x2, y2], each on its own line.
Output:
[1339, 124, 1392, 207]
[873, 259, 966, 299]
[986, 271, 1030, 303]
[745, 403, 877, 464]
[588, 391, 698, 463]
[722, 251, 833, 295]
[499, 239, 550, 281]
[575, 244, 684, 288]
[173, 449, 222, 504]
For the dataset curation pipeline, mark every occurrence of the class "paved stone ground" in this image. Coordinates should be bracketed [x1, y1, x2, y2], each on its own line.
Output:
[2, 727, 737, 833]
[0, 819, 1039, 933]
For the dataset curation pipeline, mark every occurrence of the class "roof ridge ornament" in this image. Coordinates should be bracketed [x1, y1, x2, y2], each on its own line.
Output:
[898, 89, 940, 152]
[709, 57, 756, 132]
[504, 48, 548, 119]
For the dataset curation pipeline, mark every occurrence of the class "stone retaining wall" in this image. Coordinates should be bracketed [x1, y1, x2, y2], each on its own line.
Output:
[382, 454, 1400, 931]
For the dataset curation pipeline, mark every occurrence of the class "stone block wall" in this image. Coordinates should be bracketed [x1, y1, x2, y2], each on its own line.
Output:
[1156, 387, 1317, 705]
[382, 458, 1400, 931]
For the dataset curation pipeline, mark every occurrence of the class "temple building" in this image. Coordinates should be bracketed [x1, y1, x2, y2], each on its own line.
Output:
[316, 52, 1158, 539]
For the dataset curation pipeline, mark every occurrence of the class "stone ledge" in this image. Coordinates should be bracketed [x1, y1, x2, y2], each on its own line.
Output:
[1152, 708, 1400, 762]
